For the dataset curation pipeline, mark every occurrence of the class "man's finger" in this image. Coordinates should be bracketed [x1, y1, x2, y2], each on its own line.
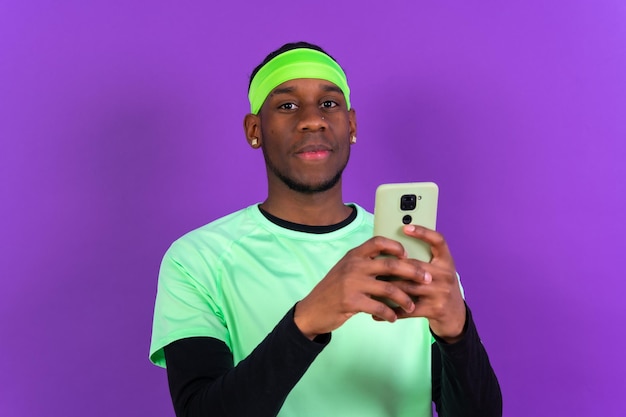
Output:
[357, 295, 401, 323]
[368, 256, 425, 283]
[353, 236, 408, 259]
[364, 279, 416, 314]
[402, 225, 453, 263]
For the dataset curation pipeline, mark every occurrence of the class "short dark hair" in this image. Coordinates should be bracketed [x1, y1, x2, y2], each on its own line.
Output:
[248, 41, 338, 90]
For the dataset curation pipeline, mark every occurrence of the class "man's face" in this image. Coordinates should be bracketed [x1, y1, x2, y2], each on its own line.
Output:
[255, 78, 356, 194]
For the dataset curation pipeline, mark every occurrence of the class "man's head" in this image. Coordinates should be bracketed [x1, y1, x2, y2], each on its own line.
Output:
[243, 42, 357, 195]
[247, 42, 351, 115]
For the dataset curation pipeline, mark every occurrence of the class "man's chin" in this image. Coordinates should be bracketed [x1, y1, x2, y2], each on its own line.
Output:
[286, 180, 340, 194]
[281, 173, 343, 194]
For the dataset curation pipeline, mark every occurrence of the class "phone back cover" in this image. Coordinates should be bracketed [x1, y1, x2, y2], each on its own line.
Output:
[373, 182, 439, 262]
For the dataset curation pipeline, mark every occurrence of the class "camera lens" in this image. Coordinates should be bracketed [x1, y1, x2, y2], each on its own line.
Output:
[400, 194, 417, 211]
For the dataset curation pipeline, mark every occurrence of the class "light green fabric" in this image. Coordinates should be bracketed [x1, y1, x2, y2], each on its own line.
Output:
[248, 48, 351, 114]
[150, 204, 433, 417]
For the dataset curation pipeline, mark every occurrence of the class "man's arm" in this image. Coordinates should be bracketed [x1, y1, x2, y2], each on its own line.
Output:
[163, 306, 329, 417]
[384, 225, 501, 415]
[431, 304, 502, 417]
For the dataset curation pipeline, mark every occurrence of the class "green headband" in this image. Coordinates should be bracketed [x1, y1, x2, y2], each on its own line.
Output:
[248, 48, 351, 114]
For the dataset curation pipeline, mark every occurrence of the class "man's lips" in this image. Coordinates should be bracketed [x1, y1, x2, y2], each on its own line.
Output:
[294, 144, 332, 160]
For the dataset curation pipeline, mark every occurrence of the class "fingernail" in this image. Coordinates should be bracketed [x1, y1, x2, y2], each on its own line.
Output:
[407, 301, 415, 313]
[424, 272, 432, 283]
[405, 225, 416, 232]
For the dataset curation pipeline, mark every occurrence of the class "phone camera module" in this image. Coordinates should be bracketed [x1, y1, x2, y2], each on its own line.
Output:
[400, 194, 417, 211]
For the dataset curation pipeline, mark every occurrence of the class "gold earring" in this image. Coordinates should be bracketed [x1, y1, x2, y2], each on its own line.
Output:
[251, 138, 259, 147]
[350, 136, 357, 144]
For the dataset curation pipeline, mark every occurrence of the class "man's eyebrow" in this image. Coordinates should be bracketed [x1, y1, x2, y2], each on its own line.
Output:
[321, 84, 344, 94]
[270, 86, 296, 96]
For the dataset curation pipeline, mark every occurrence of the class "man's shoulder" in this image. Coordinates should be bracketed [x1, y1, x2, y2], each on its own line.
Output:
[166, 205, 262, 255]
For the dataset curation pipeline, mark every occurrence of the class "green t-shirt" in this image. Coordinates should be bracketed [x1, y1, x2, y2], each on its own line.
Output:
[150, 204, 433, 417]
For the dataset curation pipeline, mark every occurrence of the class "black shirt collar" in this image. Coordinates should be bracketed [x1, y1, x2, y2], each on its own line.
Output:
[257, 205, 357, 234]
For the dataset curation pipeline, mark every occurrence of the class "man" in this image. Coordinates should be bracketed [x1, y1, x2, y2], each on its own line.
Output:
[150, 42, 502, 417]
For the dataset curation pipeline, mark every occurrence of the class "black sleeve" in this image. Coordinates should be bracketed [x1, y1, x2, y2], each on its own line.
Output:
[163, 305, 329, 417]
[431, 304, 503, 417]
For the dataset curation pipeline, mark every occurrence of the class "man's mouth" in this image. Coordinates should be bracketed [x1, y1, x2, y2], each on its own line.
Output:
[295, 145, 332, 160]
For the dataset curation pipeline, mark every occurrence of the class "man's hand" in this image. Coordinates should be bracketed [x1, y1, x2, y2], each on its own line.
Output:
[389, 225, 467, 343]
[293, 236, 425, 340]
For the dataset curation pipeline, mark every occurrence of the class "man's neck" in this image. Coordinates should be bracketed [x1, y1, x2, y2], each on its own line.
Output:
[260, 185, 352, 226]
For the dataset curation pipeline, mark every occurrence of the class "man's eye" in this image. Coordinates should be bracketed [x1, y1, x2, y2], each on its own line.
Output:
[321, 101, 338, 108]
[279, 103, 297, 110]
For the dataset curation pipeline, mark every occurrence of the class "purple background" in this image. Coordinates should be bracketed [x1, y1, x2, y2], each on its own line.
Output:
[2, 1, 625, 416]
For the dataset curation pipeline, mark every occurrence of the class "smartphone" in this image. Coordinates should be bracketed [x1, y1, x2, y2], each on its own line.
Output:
[373, 182, 439, 262]
[373, 182, 439, 306]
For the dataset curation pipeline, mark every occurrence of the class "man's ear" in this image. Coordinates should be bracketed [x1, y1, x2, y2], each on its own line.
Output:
[348, 108, 357, 143]
[243, 113, 262, 148]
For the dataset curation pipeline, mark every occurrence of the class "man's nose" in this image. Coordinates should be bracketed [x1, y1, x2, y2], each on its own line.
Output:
[297, 105, 328, 131]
